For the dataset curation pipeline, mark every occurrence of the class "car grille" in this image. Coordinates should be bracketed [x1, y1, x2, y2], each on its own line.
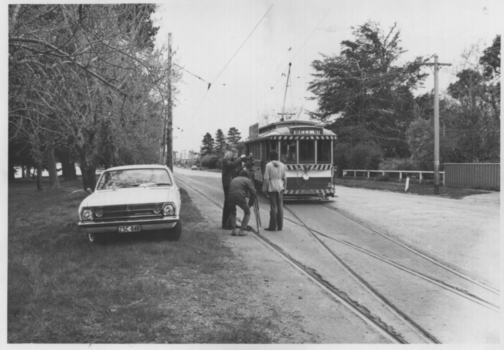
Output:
[91, 203, 166, 222]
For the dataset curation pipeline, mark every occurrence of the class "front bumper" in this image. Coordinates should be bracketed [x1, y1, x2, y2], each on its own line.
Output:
[78, 216, 179, 234]
[283, 188, 335, 197]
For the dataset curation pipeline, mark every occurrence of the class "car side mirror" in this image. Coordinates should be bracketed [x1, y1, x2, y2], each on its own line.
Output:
[86, 188, 93, 194]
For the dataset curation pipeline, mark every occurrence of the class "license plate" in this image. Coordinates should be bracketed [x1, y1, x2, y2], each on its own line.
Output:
[118, 225, 141, 233]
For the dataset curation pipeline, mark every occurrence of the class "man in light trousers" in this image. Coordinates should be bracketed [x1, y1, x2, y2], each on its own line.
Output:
[263, 150, 287, 231]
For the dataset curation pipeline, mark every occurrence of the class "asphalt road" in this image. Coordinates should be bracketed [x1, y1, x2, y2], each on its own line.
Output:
[174, 167, 500, 344]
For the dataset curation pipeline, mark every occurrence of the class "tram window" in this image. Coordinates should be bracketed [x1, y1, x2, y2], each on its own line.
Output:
[299, 140, 315, 163]
[270, 141, 278, 151]
[280, 141, 296, 163]
[317, 140, 331, 163]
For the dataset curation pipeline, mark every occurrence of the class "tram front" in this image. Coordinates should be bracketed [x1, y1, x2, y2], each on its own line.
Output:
[246, 121, 336, 199]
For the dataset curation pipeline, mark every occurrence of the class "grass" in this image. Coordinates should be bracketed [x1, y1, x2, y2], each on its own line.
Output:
[334, 177, 497, 199]
[8, 178, 279, 343]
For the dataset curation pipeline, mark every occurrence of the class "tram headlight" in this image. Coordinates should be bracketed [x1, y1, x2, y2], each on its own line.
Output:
[302, 173, 309, 181]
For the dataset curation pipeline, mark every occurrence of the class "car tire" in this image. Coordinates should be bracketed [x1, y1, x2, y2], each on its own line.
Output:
[88, 233, 104, 244]
[167, 221, 182, 241]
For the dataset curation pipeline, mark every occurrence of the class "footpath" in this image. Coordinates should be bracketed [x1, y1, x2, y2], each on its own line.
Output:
[331, 186, 500, 289]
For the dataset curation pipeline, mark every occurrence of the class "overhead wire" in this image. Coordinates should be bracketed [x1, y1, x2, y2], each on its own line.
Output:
[188, 4, 274, 120]
[211, 4, 274, 86]
[291, 5, 333, 61]
[235, 5, 333, 122]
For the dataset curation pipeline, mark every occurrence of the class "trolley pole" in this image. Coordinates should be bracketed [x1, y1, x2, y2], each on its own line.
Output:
[278, 62, 295, 121]
[165, 33, 173, 171]
[424, 55, 451, 195]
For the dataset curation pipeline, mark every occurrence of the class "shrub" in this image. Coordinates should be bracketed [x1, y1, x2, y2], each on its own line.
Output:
[375, 174, 389, 181]
[380, 158, 419, 171]
[333, 142, 384, 175]
[333, 143, 351, 177]
[201, 155, 220, 169]
[345, 143, 383, 170]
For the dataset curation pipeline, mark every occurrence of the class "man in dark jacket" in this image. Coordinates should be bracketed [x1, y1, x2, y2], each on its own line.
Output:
[228, 169, 256, 236]
[222, 148, 245, 229]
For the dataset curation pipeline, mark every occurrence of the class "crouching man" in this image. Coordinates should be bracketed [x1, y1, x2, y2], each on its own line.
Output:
[228, 169, 257, 236]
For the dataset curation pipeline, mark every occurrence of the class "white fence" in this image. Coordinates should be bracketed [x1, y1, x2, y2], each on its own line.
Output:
[343, 169, 445, 184]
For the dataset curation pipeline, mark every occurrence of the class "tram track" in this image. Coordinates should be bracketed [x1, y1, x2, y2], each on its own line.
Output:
[175, 175, 437, 344]
[281, 204, 499, 312]
[319, 203, 500, 295]
[175, 173, 499, 342]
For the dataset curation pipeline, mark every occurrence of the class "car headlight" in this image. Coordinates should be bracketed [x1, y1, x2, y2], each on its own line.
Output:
[153, 206, 162, 214]
[163, 204, 175, 216]
[81, 209, 93, 221]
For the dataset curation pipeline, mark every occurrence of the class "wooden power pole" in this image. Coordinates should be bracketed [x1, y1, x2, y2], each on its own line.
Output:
[424, 55, 451, 194]
[165, 33, 173, 171]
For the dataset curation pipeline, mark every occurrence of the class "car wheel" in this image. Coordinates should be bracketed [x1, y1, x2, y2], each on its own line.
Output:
[167, 221, 182, 241]
[88, 233, 103, 244]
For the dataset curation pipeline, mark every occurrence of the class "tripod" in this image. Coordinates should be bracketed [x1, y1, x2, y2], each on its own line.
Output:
[253, 198, 261, 233]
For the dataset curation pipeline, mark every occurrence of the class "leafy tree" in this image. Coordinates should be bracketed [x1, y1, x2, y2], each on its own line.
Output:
[200, 132, 214, 156]
[442, 40, 500, 162]
[308, 21, 428, 158]
[479, 35, 500, 119]
[9, 4, 174, 190]
[214, 129, 226, 156]
[226, 127, 242, 148]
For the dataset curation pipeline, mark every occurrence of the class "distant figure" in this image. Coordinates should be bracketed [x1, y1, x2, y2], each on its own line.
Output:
[263, 150, 287, 231]
[227, 169, 257, 236]
[221, 148, 246, 229]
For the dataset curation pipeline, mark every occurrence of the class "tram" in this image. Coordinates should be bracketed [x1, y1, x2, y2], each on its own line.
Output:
[244, 120, 336, 198]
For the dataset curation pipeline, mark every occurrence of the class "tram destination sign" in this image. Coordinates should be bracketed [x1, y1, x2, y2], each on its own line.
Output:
[291, 128, 322, 135]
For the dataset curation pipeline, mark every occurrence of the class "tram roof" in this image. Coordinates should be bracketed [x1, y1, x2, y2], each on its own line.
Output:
[245, 120, 336, 143]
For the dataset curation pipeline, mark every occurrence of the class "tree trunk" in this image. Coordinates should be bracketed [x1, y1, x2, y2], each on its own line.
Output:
[36, 161, 43, 191]
[46, 147, 60, 190]
[58, 148, 77, 181]
[79, 163, 97, 191]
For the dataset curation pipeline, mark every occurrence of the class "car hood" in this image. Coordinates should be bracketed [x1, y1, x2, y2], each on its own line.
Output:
[81, 187, 177, 207]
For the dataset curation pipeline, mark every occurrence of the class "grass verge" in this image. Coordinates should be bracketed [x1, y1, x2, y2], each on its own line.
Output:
[8, 179, 280, 343]
[334, 177, 496, 199]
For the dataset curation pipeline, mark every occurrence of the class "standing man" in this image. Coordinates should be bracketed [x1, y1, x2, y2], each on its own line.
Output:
[222, 148, 245, 229]
[228, 169, 257, 236]
[263, 150, 287, 231]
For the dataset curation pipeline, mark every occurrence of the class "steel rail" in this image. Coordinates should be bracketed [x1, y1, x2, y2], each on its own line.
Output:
[282, 205, 440, 344]
[320, 203, 500, 295]
[282, 205, 499, 312]
[175, 176, 412, 344]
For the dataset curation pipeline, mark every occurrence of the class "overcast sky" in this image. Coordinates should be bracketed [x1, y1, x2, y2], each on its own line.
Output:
[151, 0, 502, 157]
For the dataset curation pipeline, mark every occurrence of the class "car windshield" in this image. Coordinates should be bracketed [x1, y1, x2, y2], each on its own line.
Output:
[97, 168, 172, 190]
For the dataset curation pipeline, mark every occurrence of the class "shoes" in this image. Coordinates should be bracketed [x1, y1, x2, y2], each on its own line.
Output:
[237, 231, 248, 236]
[231, 232, 237, 236]
[264, 228, 275, 231]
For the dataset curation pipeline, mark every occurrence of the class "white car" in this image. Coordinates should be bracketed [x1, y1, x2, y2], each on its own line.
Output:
[78, 164, 182, 243]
